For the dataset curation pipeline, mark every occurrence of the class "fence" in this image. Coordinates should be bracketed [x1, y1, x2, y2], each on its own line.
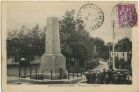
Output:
[18, 63, 84, 80]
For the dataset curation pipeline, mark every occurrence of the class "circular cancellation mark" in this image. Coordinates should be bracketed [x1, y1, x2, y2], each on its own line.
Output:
[77, 3, 104, 31]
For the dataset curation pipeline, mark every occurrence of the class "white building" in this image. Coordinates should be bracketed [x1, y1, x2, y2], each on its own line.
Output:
[110, 52, 131, 61]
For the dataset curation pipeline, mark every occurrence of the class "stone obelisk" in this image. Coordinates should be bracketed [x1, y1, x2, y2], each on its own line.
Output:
[40, 17, 67, 79]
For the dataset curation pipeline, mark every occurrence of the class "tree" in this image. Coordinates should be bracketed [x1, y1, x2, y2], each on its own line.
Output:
[60, 10, 95, 70]
[115, 38, 132, 52]
[7, 26, 30, 58]
[7, 24, 46, 61]
[93, 37, 108, 59]
[28, 24, 45, 55]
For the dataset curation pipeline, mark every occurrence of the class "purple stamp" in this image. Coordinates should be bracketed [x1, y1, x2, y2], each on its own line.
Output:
[117, 4, 137, 28]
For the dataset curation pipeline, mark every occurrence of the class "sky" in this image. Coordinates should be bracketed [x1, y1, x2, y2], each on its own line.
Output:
[7, 1, 136, 43]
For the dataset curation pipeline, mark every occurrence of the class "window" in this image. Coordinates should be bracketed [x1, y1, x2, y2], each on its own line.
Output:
[123, 53, 124, 56]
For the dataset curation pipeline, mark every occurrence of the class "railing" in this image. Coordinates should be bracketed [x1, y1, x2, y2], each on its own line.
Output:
[18, 63, 84, 80]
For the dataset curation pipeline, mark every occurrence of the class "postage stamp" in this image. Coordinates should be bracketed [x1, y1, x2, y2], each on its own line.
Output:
[117, 4, 137, 28]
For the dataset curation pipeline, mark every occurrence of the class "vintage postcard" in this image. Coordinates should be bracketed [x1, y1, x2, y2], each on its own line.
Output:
[1, 1, 139, 92]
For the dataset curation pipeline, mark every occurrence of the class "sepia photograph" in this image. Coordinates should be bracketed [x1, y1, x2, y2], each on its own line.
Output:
[1, 1, 139, 92]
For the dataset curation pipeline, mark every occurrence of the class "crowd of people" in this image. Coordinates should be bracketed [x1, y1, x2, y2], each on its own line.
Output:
[85, 69, 132, 84]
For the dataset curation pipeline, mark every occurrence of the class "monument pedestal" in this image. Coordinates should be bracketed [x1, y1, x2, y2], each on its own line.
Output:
[40, 54, 67, 79]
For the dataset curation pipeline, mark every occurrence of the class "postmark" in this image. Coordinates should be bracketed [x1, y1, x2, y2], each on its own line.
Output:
[77, 3, 104, 31]
[117, 4, 137, 28]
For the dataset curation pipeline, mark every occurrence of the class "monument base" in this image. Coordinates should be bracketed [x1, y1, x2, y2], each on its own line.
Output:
[39, 54, 67, 79]
[30, 71, 67, 80]
[19, 76, 86, 84]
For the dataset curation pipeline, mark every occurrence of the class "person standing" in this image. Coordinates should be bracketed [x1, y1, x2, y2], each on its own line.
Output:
[113, 72, 119, 84]
[107, 70, 113, 84]
[90, 71, 96, 84]
[96, 70, 101, 84]
[85, 72, 90, 83]
[117, 71, 122, 84]
[101, 69, 107, 84]
[126, 73, 132, 84]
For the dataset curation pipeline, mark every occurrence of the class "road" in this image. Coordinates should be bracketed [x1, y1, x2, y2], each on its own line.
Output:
[93, 60, 109, 71]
